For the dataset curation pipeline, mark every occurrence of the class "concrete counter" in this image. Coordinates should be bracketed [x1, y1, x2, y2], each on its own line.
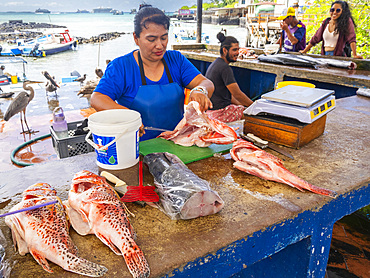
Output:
[0, 96, 369, 277]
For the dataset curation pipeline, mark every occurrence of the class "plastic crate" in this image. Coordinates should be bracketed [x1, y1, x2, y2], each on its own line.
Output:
[50, 121, 94, 159]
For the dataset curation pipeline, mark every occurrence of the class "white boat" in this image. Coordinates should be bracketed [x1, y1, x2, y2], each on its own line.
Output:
[17, 30, 77, 57]
[173, 26, 209, 44]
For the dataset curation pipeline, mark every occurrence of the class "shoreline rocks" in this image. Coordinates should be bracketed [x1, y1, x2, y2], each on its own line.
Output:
[0, 21, 128, 44]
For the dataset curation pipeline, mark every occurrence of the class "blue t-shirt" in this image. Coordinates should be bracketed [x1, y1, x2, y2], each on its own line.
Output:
[94, 50, 201, 108]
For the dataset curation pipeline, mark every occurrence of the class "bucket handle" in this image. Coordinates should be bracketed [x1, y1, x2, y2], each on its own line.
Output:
[85, 128, 128, 152]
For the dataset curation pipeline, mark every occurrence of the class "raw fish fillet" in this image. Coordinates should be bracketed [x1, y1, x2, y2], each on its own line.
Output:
[5, 183, 107, 276]
[206, 104, 245, 123]
[65, 170, 150, 278]
[144, 152, 225, 220]
[159, 101, 237, 147]
[230, 140, 337, 198]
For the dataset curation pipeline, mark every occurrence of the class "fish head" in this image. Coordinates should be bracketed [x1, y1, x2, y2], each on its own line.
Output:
[70, 170, 107, 194]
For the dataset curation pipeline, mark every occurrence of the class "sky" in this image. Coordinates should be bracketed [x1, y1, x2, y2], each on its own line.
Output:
[3, 0, 199, 13]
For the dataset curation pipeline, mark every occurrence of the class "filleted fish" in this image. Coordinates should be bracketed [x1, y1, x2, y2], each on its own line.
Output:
[159, 101, 238, 147]
[230, 140, 337, 197]
[64, 170, 150, 278]
[4, 183, 107, 276]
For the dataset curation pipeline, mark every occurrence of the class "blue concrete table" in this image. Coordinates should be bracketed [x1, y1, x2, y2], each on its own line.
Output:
[0, 96, 369, 278]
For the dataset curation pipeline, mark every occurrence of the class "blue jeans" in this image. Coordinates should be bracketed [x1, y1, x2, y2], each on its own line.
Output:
[325, 51, 334, 56]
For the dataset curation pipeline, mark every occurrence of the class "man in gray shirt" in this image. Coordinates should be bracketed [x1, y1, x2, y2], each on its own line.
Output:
[205, 32, 253, 110]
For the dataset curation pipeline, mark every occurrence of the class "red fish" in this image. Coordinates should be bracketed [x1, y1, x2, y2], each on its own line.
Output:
[159, 101, 237, 147]
[230, 140, 337, 198]
[5, 183, 107, 276]
[65, 170, 150, 278]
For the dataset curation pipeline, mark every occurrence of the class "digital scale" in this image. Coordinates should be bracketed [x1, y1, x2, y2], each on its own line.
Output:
[244, 85, 336, 124]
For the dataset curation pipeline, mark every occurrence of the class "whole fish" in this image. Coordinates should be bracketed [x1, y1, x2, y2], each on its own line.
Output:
[144, 152, 225, 220]
[230, 140, 337, 198]
[4, 183, 107, 276]
[258, 53, 323, 69]
[64, 170, 150, 278]
[159, 101, 237, 147]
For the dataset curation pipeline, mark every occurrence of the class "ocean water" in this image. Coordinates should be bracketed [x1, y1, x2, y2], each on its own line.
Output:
[0, 12, 248, 117]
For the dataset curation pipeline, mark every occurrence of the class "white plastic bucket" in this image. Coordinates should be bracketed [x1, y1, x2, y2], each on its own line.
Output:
[86, 109, 142, 170]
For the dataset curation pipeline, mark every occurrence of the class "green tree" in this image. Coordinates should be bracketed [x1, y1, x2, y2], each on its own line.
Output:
[304, 0, 369, 58]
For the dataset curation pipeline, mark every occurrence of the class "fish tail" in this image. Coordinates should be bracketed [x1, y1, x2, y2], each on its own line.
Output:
[279, 168, 337, 198]
[122, 241, 150, 278]
[62, 254, 108, 277]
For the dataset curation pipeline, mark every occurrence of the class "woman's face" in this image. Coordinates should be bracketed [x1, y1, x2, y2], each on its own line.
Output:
[134, 22, 168, 62]
[330, 3, 343, 20]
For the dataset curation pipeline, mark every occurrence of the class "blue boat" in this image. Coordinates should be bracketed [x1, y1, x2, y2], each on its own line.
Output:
[18, 30, 77, 57]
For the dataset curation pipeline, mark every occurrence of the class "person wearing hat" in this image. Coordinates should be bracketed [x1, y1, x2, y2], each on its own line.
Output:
[276, 7, 306, 52]
[0, 65, 5, 76]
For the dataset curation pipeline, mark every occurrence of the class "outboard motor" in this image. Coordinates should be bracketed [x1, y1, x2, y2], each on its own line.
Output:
[30, 43, 40, 57]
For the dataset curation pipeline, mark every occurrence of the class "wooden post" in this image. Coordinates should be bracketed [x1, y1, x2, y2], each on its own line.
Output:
[196, 0, 202, 43]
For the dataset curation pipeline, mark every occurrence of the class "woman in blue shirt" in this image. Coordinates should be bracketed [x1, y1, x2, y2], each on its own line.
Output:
[91, 5, 214, 140]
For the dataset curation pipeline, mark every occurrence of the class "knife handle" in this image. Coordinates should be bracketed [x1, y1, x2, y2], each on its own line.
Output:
[101, 171, 126, 187]
[246, 133, 268, 145]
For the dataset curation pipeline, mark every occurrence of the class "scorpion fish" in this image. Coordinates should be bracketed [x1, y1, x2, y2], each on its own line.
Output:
[64, 170, 150, 278]
[230, 140, 337, 198]
[159, 101, 238, 147]
[4, 183, 107, 276]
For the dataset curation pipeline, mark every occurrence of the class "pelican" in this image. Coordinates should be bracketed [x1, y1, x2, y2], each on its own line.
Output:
[74, 74, 87, 86]
[4, 81, 43, 134]
[42, 71, 59, 95]
[95, 68, 104, 78]
[77, 79, 99, 98]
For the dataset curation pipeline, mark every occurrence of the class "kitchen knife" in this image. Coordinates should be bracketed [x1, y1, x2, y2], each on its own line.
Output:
[240, 133, 294, 160]
[101, 171, 128, 195]
[144, 126, 172, 132]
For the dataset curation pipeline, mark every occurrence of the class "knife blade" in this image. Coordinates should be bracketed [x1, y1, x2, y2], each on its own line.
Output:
[240, 133, 294, 160]
[144, 126, 171, 132]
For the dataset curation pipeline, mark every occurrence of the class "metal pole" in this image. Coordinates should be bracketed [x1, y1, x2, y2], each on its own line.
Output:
[196, 0, 203, 43]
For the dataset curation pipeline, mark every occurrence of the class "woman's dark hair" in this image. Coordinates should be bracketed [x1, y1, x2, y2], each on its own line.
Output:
[217, 32, 239, 55]
[134, 4, 170, 37]
[332, 1, 356, 38]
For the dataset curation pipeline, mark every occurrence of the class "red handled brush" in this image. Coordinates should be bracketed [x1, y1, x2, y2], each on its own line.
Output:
[121, 160, 159, 203]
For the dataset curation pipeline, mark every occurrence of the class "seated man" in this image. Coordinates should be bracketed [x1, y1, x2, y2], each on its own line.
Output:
[0, 65, 5, 76]
[205, 32, 253, 111]
[277, 7, 306, 52]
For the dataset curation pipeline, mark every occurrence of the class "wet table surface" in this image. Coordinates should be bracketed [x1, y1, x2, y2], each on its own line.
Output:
[0, 96, 369, 277]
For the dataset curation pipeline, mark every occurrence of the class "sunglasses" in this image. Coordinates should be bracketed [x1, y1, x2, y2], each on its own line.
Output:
[330, 8, 342, 13]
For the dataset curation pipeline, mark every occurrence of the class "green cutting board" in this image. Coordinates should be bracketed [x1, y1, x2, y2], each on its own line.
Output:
[139, 138, 232, 164]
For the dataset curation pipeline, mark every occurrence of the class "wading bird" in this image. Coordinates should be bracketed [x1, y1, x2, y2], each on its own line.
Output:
[74, 74, 86, 86]
[4, 81, 43, 134]
[42, 71, 59, 96]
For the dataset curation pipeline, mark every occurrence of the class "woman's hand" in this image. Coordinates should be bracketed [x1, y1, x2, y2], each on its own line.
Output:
[189, 90, 213, 112]
[139, 124, 145, 137]
[353, 55, 363, 59]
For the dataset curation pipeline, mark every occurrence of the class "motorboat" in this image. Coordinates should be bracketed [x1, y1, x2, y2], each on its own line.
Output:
[17, 30, 78, 57]
[173, 26, 209, 44]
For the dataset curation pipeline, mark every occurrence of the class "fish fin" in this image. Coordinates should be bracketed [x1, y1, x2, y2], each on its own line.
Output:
[96, 232, 122, 255]
[122, 241, 150, 278]
[29, 248, 53, 273]
[64, 201, 92, 235]
[60, 253, 108, 277]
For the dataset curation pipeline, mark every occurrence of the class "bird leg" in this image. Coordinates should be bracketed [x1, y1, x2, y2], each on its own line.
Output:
[21, 110, 38, 134]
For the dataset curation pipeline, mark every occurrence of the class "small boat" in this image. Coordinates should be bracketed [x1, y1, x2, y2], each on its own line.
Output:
[18, 30, 77, 57]
[173, 27, 209, 44]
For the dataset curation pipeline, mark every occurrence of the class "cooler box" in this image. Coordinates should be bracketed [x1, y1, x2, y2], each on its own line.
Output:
[61, 76, 79, 83]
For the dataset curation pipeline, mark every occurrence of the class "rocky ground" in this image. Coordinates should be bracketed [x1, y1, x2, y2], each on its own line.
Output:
[0, 21, 126, 44]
